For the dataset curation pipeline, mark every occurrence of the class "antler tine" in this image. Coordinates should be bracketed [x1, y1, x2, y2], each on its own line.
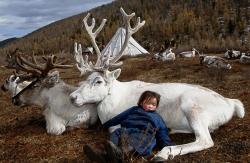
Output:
[120, 8, 145, 35]
[132, 17, 146, 34]
[31, 53, 39, 65]
[82, 13, 107, 66]
[110, 7, 145, 64]
[73, 42, 95, 76]
[100, 50, 123, 69]
[74, 42, 83, 65]
[17, 54, 44, 71]
[35, 55, 72, 77]
[15, 54, 42, 77]
[16, 53, 73, 78]
[48, 55, 73, 69]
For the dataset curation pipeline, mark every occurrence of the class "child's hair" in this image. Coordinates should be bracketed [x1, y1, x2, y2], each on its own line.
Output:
[137, 90, 161, 107]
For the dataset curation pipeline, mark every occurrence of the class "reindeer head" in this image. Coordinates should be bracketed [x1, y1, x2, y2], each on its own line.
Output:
[12, 71, 62, 106]
[70, 8, 145, 106]
[70, 69, 121, 106]
[192, 48, 200, 56]
[1, 75, 30, 96]
[5, 53, 72, 106]
[1, 75, 17, 92]
[199, 54, 206, 65]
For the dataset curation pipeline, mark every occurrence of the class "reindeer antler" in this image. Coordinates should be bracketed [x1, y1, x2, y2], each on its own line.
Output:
[109, 8, 145, 64]
[14, 54, 73, 79]
[75, 7, 145, 76]
[83, 13, 107, 67]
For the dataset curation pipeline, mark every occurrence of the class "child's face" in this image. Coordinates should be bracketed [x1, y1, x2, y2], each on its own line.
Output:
[142, 97, 158, 111]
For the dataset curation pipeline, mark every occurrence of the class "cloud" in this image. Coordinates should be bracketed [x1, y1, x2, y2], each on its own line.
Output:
[0, 0, 113, 41]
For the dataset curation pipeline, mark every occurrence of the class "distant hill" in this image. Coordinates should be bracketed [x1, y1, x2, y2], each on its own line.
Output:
[0, 37, 18, 48]
[0, 0, 249, 57]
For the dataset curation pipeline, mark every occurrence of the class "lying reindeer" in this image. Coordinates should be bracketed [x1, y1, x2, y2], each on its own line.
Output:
[199, 54, 232, 70]
[153, 48, 175, 61]
[69, 8, 244, 161]
[224, 49, 241, 59]
[240, 53, 250, 64]
[178, 48, 199, 58]
[2, 54, 97, 135]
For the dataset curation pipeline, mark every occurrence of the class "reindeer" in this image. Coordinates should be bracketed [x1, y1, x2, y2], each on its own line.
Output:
[224, 49, 241, 59]
[163, 48, 176, 61]
[199, 54, 232, 70]
[178, 48, 199, 58]
[3, 54, 98, 135]
[153, 48, 175, 61]
[239, 53, 250, 64]
[70, 8, 245, 161]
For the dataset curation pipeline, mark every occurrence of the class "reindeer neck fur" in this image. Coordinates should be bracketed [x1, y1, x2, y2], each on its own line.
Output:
[33, 79, 97, 123]
[29, 80, 74, 108]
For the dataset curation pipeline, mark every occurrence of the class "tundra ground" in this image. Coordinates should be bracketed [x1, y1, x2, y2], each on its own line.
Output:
[0, 55, 249, 162]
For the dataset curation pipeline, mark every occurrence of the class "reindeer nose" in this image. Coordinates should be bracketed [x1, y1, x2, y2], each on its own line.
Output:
[1, 85, 7, 92]
[12, 97, 21, 106]
[70, 96, 77, 104]
[12, 98, 18, 105]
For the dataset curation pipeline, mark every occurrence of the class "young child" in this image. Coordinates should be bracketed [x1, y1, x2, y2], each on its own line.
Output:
[84, 91, 172, 162]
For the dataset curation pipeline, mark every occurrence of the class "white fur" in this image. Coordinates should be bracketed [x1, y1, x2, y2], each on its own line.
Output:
[178, 48, 198, 58]
[240, 53, 250, 64]
[4, 72, 98, 135]
[200, 55, 232, 70]
[225, 49, 241, 59]
[153, 48, 175, 61]
[70, 69, 245, 160]
[2, 75, 31, 97]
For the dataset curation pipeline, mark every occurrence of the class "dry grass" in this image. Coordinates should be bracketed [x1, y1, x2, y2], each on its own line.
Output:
[0, 54, 249, 162]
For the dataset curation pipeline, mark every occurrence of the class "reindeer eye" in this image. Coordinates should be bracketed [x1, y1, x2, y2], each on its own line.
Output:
[10, 77, 16, 82]
[96, 80, 102, 84]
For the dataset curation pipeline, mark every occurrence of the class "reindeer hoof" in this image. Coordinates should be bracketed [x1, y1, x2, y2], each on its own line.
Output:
[150, 156, 166, 163]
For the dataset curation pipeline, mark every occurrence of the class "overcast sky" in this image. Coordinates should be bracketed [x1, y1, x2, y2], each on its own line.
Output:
[0, 0, 113, 41]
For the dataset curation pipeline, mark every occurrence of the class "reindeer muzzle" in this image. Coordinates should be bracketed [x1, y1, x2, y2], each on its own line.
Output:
[12, 97, 21, 106]
[1, 84, 8, 92]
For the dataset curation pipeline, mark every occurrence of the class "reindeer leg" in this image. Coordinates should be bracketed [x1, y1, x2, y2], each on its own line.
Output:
[152, 105, 214, 161]
[44, 108, 66, 135]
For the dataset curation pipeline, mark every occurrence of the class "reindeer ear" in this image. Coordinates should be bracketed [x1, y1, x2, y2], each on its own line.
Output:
[105, 69, 121, 82]
[47, 71, 60, 84]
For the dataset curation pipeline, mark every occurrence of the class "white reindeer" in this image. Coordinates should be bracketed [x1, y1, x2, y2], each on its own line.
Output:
[199, 54, 232, 70]
[178, 48, 199, 58]
[239, 53, 250, 64]
[153, 48, 175, 61]
[3, 55, 97, 135]
[163, 48, 176, 61]
[70, 8, 245, 161]
[224, 49, 241, 59]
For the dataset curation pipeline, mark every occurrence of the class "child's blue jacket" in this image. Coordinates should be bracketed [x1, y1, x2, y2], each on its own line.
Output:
[103, 106, 172, 156]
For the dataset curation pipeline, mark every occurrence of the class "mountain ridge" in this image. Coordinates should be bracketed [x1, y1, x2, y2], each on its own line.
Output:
[0, 0, 249, 56]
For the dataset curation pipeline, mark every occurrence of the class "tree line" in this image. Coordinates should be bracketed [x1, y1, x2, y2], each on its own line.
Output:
[0, 0, 249, 58]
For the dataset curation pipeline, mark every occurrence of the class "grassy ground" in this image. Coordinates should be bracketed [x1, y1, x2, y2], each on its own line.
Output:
[0, 54, 249, 162]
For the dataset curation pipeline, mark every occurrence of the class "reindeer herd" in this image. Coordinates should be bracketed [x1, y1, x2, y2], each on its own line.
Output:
[1, 8, 246, 161]
[153, 44, 250, 71]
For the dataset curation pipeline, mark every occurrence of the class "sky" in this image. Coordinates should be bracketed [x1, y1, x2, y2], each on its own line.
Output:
[0, 0, 113, 41]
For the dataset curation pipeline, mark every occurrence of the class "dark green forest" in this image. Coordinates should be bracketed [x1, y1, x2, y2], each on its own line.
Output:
[0, 0, 249, 57]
